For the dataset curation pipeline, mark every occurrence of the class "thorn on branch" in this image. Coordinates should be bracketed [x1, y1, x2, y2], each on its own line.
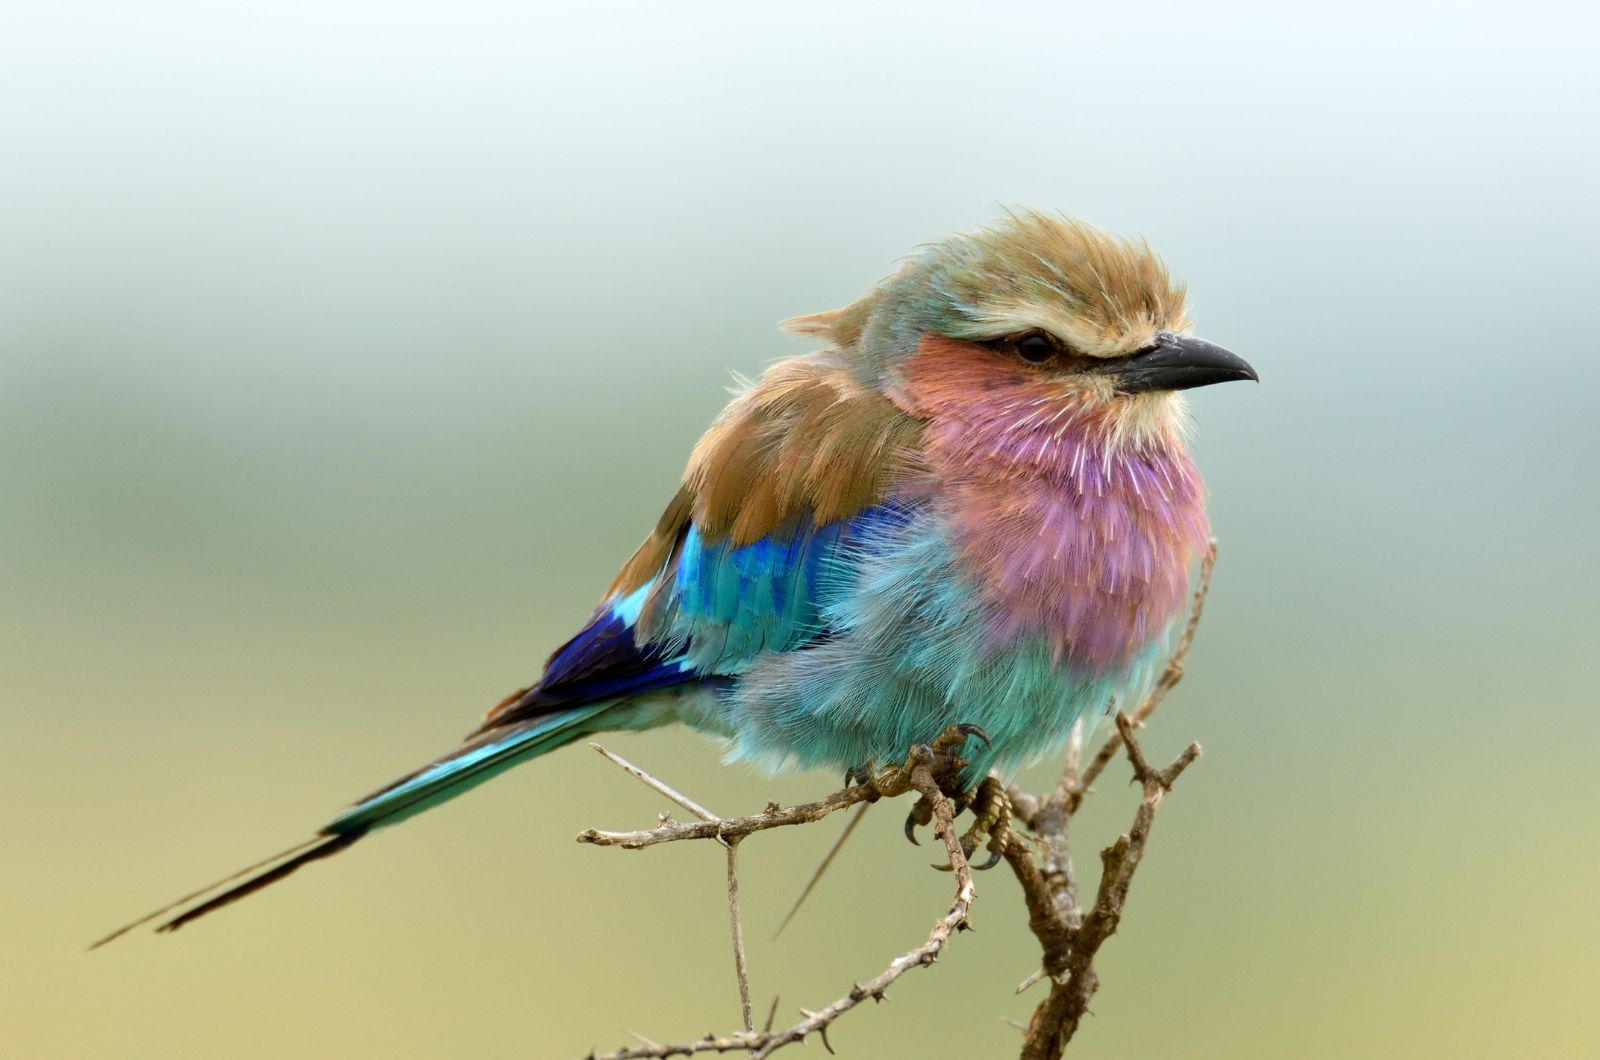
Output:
[1015, 966, 1046, 994]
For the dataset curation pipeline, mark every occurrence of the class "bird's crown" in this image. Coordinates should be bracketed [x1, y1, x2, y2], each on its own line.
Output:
[786, 210, 1192, 372]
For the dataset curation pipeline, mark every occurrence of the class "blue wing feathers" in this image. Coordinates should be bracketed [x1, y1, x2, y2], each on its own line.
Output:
[663, 515, 858, 672]
[471, 505, 905, 740]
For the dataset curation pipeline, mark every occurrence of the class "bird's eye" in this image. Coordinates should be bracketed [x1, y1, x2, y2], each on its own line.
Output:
[1015, 334, 1056, 365]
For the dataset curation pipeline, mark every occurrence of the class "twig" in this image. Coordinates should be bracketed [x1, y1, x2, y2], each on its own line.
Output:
[590, 743, 721, 825]
[589, 744, 752, 1034]
[583, 754, 975, 1060]
[725, 841, 753, 1033]
[1052, 716, 1089, 806]
[576, 784, 873, 850]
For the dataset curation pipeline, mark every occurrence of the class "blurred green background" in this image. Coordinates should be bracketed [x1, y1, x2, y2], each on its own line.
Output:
[5, 2, 1597, 1057]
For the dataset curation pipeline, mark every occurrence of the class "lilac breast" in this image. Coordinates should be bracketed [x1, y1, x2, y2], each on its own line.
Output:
[951, 435, 1208, 673]
[898, 341, 1211, 675]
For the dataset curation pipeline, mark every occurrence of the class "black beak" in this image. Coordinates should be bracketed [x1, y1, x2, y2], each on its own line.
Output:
[1107, 332, 1258, 393]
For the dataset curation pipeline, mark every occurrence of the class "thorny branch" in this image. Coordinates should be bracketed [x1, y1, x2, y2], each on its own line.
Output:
[577, 540, 1218, 1059]
[581, 745, 973, 1060]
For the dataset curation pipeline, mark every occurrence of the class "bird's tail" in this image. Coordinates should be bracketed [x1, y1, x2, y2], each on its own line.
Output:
[90, 703, 608, 948]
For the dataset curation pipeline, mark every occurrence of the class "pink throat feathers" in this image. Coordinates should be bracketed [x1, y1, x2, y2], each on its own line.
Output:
[895, 337, 1211, 674]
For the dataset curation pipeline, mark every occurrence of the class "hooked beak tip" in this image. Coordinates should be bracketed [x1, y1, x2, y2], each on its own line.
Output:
[1110, 332, 1257, 394]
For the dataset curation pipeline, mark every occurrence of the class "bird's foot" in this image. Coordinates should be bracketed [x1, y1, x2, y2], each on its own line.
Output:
[873, 724, 992, 847]
[935, 774, 1012, 872]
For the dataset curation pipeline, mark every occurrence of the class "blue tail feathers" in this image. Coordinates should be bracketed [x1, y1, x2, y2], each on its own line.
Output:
[92, 705, 611, 945]
[325, 705, 608, 834]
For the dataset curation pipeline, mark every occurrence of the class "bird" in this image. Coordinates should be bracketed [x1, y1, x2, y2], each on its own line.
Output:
[93, 209, 1255, 946]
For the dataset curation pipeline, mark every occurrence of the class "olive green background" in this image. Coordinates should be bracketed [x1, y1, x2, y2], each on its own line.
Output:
[5, 3, 1597, 1057]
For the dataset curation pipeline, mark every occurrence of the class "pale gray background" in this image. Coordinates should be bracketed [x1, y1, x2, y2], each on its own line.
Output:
[5, 2, 1597, 1057]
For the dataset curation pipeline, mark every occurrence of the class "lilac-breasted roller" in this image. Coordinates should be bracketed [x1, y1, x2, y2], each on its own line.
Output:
[97, 210, 1255, 943]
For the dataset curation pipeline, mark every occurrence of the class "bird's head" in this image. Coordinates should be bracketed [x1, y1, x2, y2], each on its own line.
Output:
[787, 210, 1255, 452]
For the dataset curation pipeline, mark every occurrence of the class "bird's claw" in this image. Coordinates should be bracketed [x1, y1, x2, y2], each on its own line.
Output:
[932, 722, 991, 755]
[931, 845, 1003, 872]
[879, 724, 992, 848]
[931, 775, 1014, 872]
[902, 798, 933, 845]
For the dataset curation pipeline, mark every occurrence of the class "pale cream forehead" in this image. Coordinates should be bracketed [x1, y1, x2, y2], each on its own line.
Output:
[947, 212, 1191, 354]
